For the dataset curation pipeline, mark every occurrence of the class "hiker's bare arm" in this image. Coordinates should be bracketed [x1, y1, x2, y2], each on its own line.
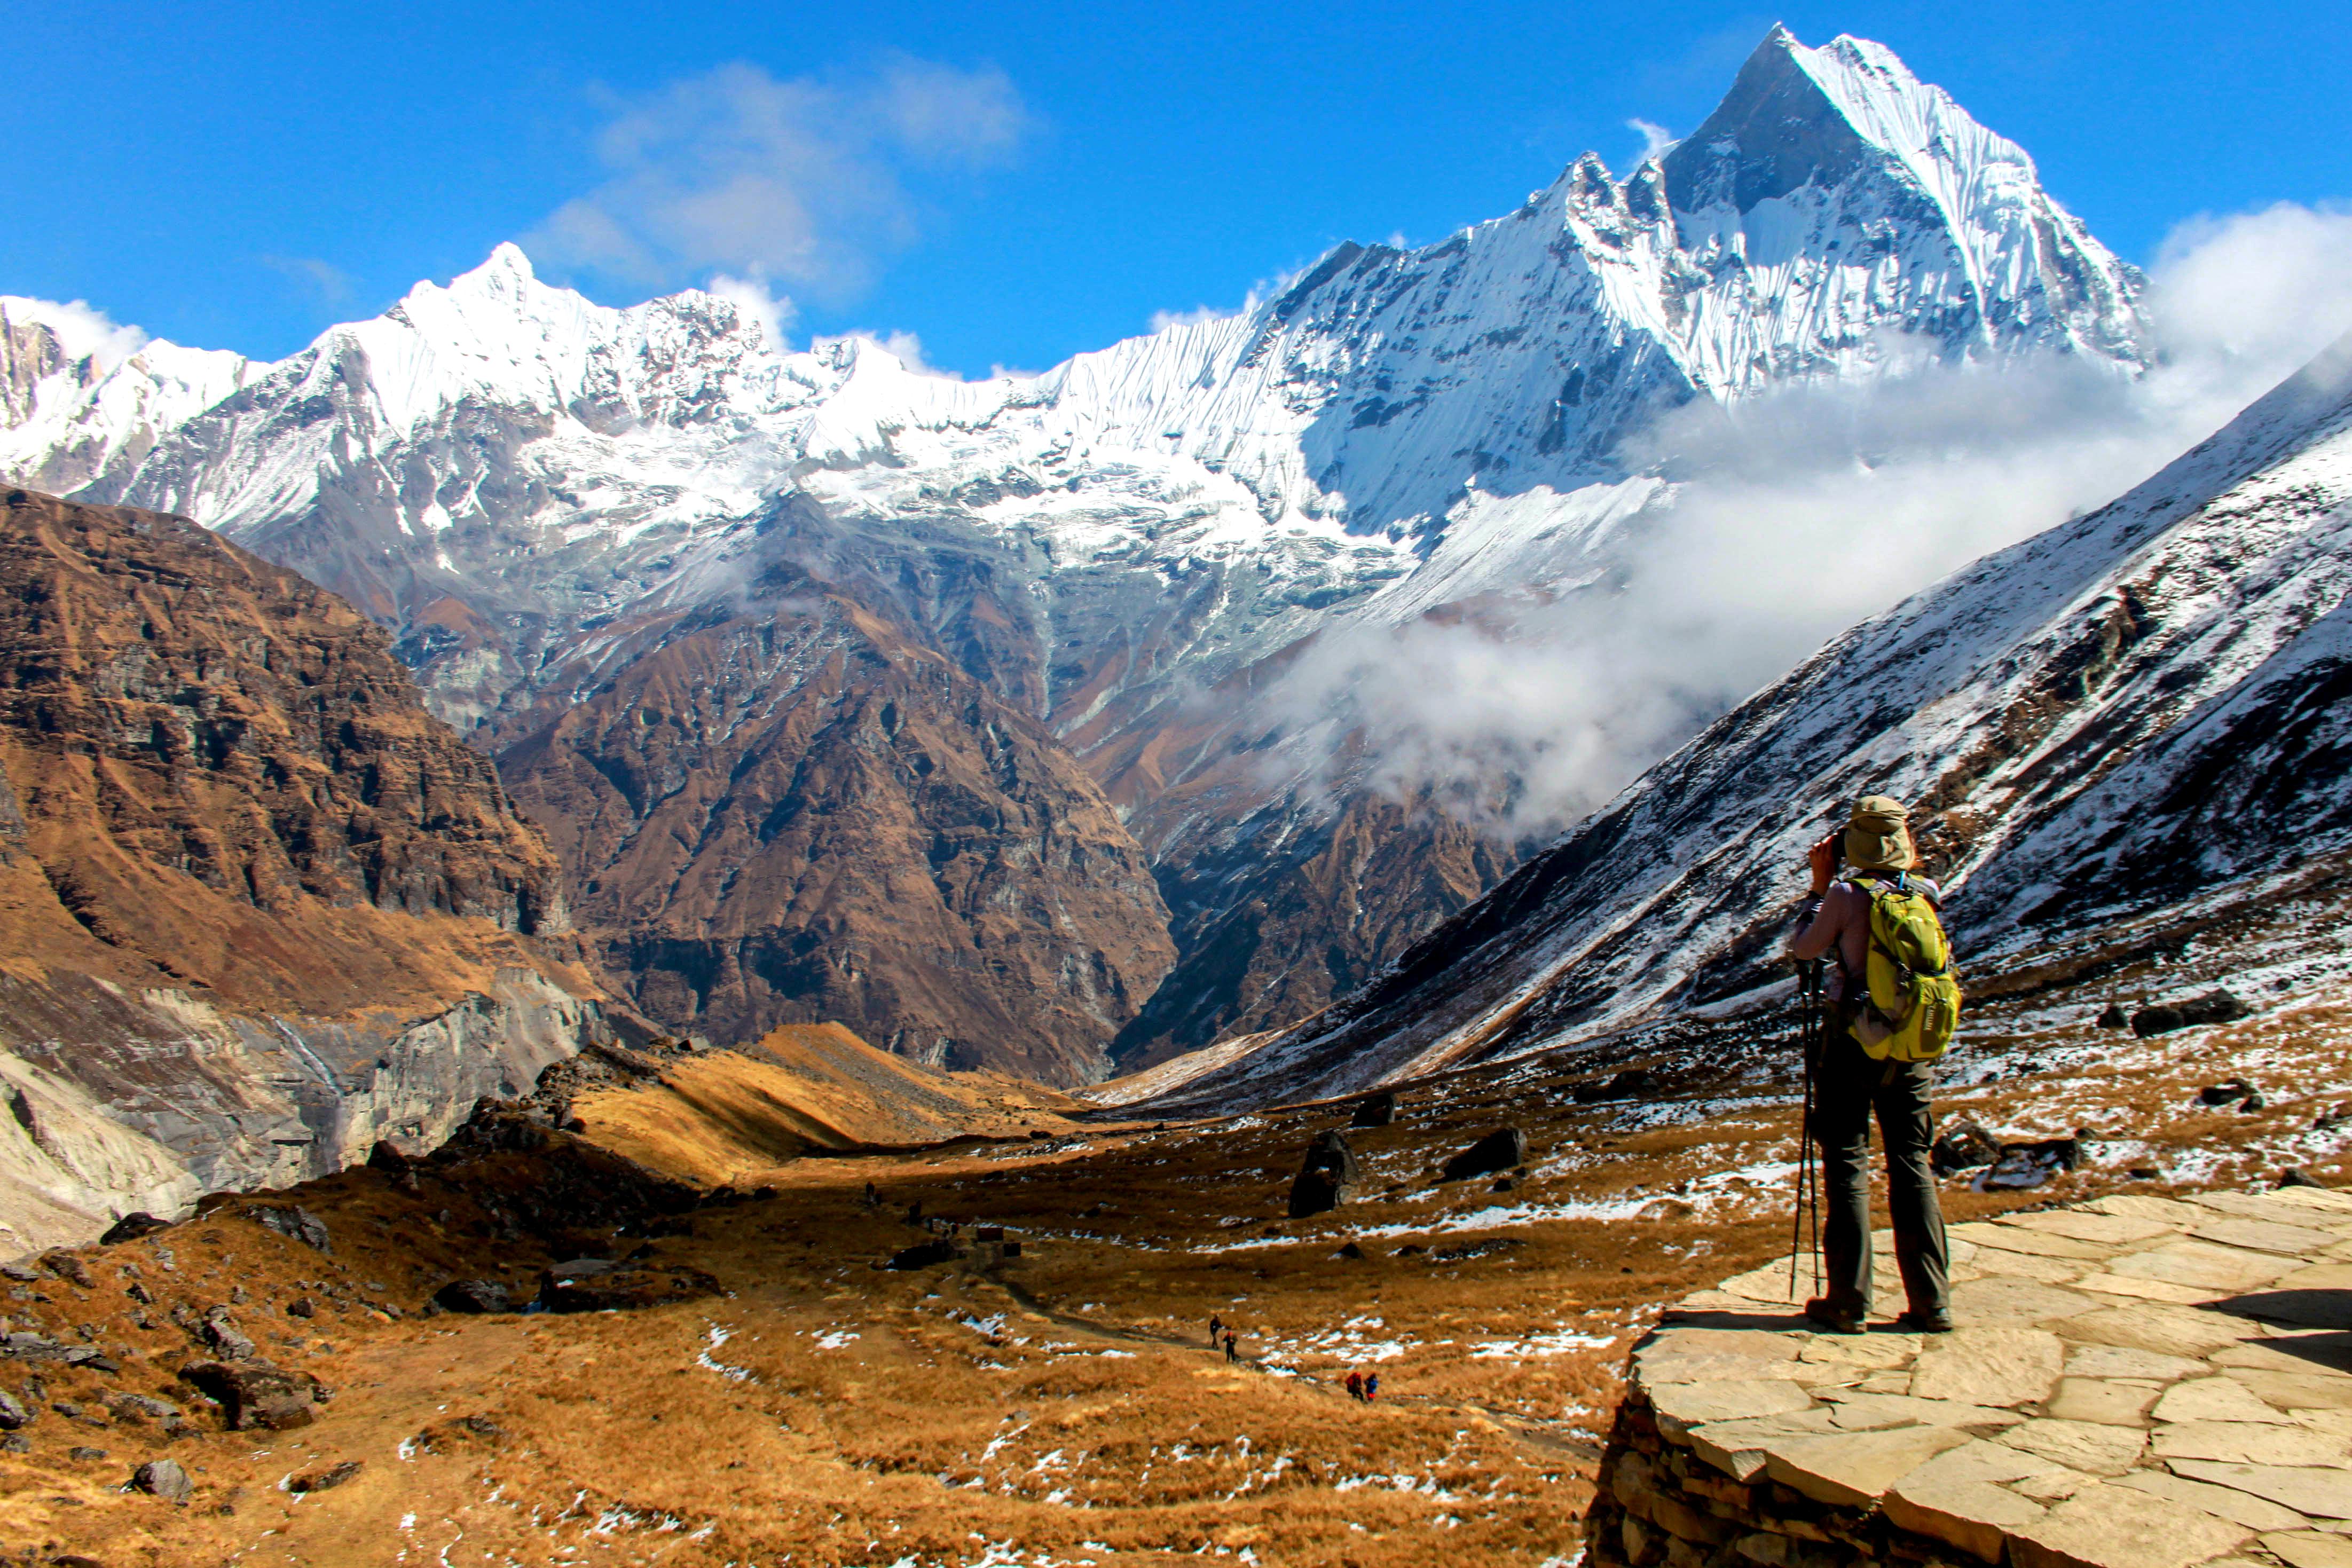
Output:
[1787, 848, 1855, 963]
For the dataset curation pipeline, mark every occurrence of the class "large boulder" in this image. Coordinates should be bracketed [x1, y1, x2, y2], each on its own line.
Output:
[537, 1260, 722, 1311]
[2131, 990, 2252, 1037]
[177, 1359, 324, 1430]
[1572, 1068, 1651, 1104]
[132, 1457, 193, 1503]
[432, 1279, 513, 1314]
[1288, 1130, 1359, 1218]
[1441, 1128, 1528, 1183]
[99, 1214, 171, 1246]
[1930, 1117, 2005, 1175]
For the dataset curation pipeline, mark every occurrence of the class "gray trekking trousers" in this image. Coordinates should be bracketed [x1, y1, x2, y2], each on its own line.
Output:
[1813, 1030, 1950, 1320]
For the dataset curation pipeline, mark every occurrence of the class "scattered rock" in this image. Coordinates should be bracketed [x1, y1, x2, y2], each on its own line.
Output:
[177, 1359, 323, 1430]
[2280, 1168, 2325, 1188]
[2199, 1078, 2257, 1107]
[883, 1240, 961, 1272]
[0, 1389, 29, 1429]
[2096, 1003, 2129, 1029]
[1931, 1117, 2006, 1176]
[1491, 1177, 1516, 1193]
[132, 1457, 193, 1502]
[99, 1214, 171, 1246]
[431, 1280, 513, 1315]
[67, 1444, 107, 1461]
[1288, 1130, 1359, 1218]
[1441, 1128, 1528, 1182]
[286, 1297, 314, 1319]
[106, 1393, 177, 1422]
[246, 1206, 332, 1254]
[288, 1460, 363, 1493]
[1348, 1092, 1398, 1128]
[0, 1263, 34, 1283]
[365, 1140, 411, 1172]
[2131, 990, 2252, 1037]
[1336, 1242, 1366, 1260]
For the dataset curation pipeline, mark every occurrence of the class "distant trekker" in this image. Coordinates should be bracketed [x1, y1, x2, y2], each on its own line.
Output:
[1209, 1313, 1223, 1346]
[1786, 796, 1958, 1336]
[1363, 1372, 1379, 1402]
[1223, 1330, 1239, 1362]
[1344, 1370, 1364, 1401]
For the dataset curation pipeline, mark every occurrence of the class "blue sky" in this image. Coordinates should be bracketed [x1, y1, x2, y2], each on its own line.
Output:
[9, 1, 2350, 377]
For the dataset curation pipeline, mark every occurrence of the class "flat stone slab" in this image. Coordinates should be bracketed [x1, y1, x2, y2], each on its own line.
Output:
[1623, 1181, 2352, 1568]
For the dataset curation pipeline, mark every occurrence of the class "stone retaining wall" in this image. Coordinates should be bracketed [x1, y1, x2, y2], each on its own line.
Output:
[1585, 1185, 2352, 1568]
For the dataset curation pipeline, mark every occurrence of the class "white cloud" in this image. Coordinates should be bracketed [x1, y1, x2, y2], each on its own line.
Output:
[261, 255, 353, 304]
[532, 57, 1029, 300]
[1627, 117, 1674, 163]
[1258, 201, 2352, 839]
[0, 295, 148, 371]
[705, 271, 798, 349]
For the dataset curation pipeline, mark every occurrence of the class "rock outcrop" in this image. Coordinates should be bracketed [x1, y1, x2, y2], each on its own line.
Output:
[1593, 1181, 2352, 1567]
[0, 488, 611, 1253]
[494, 571, 1175, 1084]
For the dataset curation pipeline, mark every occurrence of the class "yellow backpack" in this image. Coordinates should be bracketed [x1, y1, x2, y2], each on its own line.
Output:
[1848, 873, 1962, 1062]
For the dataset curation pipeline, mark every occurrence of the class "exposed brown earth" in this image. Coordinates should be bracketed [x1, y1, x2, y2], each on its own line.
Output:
[0, 489, 609, 1249]
[494, 574, 1176, 1085]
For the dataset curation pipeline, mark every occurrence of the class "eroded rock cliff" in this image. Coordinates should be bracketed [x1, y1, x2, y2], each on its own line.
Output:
[0, 488, 612, 1252]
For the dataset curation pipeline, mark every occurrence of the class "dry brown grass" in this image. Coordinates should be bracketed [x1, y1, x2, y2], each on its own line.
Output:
[4, 948, 2348, 1565]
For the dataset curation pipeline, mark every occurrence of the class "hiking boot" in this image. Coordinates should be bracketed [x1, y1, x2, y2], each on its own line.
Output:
[1803, 1298, 1865, 1335]
[1897, 1309, 1954, 1334]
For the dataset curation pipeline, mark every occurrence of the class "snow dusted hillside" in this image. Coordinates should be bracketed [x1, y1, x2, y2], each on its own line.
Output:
[0, 299, 252, 498]
[0, 27, 2161, 1070]
[1137, 325, 2352, 1112]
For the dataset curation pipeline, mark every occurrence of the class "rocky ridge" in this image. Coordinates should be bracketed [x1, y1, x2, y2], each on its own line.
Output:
[493, 565, 1175, 1082]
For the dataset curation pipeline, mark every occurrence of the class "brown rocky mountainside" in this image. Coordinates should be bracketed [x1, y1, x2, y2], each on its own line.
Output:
[493, 566, 1176, 1085]
[0, 488, 616, 1253]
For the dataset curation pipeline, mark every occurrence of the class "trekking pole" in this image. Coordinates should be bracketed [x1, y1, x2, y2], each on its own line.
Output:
[1790, 962, 1822, 1303]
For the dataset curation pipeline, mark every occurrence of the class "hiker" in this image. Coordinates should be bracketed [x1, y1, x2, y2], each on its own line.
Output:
[863, 1181, 879, 1208]
[1209, 1313, 1223, 1346]
[1344, 1370, 1363, 1401]
[908, 1199, 924, 1226]
[1223, 1329, 1239, 1362]
[1363, 1371, 1379, 1402]
[1787, 795, 1956, 1335]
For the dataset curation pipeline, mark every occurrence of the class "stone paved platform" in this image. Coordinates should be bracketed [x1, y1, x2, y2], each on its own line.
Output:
[1593, 1184, 2352, 1568]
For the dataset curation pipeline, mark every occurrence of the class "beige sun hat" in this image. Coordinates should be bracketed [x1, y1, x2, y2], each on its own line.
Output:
[1844, 795, 1917, 871]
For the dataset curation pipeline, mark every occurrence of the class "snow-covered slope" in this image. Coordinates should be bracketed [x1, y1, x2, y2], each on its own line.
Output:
[0, 27, 2156, 1066]
[28, 29, 2143, 730]
[1137, 325, 2352, 1112]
